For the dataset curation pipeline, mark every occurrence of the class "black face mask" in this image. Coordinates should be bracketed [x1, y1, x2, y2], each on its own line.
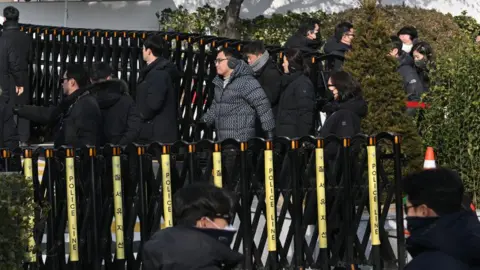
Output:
[406, 216, 439, 234]
[415, 59, 427, 70]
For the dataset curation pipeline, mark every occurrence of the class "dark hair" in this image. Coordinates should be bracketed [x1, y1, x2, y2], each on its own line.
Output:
[329, 71, 362, 101]
[397, 26, 418, 41]
[143, 35, 164, 57]
[285, 48, 309, 75]
[334, 22, 354, 42]
[66, 63, 89, 89]
[173, 184, 236, 226]
[297, 20, 319, 36]
[412, 41, 434, 63]
[390, 35, 403, 55]
[218, 46, 242, 60]
[90, 62, 114, 82]
[403, 168, 464, 216]
[242, 40, 265, 55]
[3, 6, 19, 22]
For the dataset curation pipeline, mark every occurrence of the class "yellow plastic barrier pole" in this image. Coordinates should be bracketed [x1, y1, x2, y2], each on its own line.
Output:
[264, 141, 278, 267]
[24, 149, 36, 263]
[315, 140, 327, 249]
[161, 145, 173, 228]
[368, 137, 381, 269]
[112, 147, 125, 259]
[212, 143, 222, 188]
[65, 148, 79, 262]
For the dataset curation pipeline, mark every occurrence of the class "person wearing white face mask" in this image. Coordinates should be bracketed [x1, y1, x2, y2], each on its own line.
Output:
[397, 26, 419, 54]
[143, 184, 243, 270]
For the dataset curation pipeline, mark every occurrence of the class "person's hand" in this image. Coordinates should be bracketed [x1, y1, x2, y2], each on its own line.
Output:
[16, 86, 24, 96]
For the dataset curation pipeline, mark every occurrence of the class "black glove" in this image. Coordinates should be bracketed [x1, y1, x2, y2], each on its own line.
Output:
[265, 131, 274, 141]
[12, 105, 21, 115]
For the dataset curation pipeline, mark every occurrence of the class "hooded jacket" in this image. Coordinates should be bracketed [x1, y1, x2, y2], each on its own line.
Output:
[136, 57, 180, 143]
[89, 79, 140, 145]
[405, 210, 480, 270]
[202, 60, 275, 142]
[143, 226, 243, 270]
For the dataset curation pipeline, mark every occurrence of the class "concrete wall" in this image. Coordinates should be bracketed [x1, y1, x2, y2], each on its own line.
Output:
[0, 0, 477, 31]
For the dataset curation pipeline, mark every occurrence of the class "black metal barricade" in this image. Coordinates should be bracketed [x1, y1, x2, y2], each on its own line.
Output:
[1, 134, 406, 270]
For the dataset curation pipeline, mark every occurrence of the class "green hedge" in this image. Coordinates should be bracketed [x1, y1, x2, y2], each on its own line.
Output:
[0, 173, 36, 269]
[421, 42, 480, 203]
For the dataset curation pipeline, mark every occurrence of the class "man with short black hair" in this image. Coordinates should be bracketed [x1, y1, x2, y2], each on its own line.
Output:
[389, 36, 424, 116]
[137, 34, 180, 143]
[285, 20, 322, 52]
[89, 62, 140, 145]
[143, 184, 243, 270]
[14, 64, 101, 147]
[202, 47, 274, 141]
[403, 168, 480, 270]
[2, 6, 32, 145]
[323, 22, 354, 71]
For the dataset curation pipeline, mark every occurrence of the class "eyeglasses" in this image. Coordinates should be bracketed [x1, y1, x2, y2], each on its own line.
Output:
[327, 84, 336, 88]
[214, 58, 228, 65]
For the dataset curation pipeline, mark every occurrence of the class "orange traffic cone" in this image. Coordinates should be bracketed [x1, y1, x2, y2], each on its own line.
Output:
[423, 147, 436, 169]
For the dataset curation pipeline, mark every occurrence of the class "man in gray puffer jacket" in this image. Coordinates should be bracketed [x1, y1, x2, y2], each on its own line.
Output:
[202, 47, 275, 142]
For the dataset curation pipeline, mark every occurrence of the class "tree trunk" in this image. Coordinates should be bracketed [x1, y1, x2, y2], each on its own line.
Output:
[219, 0, 244, 39]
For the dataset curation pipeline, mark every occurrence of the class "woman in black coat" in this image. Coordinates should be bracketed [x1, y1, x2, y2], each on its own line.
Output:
[319, 71, 367, 137]
[275, 48, 316, 138]
[412, 41, 435, 93]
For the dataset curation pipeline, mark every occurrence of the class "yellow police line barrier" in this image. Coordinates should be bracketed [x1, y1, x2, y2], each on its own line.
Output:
[368, 139, 381, 246]
[161, 146, 173, 228]
[24, 149, 36, 262]
[213, 143, 222, 188]
[315, 140, 327, 249]
[264, 141, 277, 251]
[112, 147, 125, 259]
[65, 149, 79, 261]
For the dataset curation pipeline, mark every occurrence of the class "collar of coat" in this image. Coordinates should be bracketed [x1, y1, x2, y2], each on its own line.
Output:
[2, 21, 20, 32]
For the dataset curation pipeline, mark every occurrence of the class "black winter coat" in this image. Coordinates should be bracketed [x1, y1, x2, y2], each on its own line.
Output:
[397, 53, 424, 101]
[254, 60, 282, 136]
[136, 57, 180, 144]
[320, 96, 367, 138]
[275, 71, 315, 138]
[143, 226, 243, 270]
[89, 79, 140, 145]
[1, 21, 31, 105]
[285, 33, 322, 53]
[0, 102, 18, 149]
[406, 210, 480, 270]
[16, 88, 102, 148]
[323, 37, 352, 72]
[0, 34, 23, 104]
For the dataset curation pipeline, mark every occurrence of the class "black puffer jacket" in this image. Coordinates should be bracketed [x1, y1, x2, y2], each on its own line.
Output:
[406, 210, 480, 270]
[136, 57, 180, 144]
[16, 88, 102, 148]
[0, 35, 23, 104]
[275, 71, 315, 138]
[89, 79, 140, 145]
[320, 96, 367, 138]
[202, 60, 275, 141]
[323, 37, 352, 71]
[284, 33, 323, 53]
[143, 226, 243, 270]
